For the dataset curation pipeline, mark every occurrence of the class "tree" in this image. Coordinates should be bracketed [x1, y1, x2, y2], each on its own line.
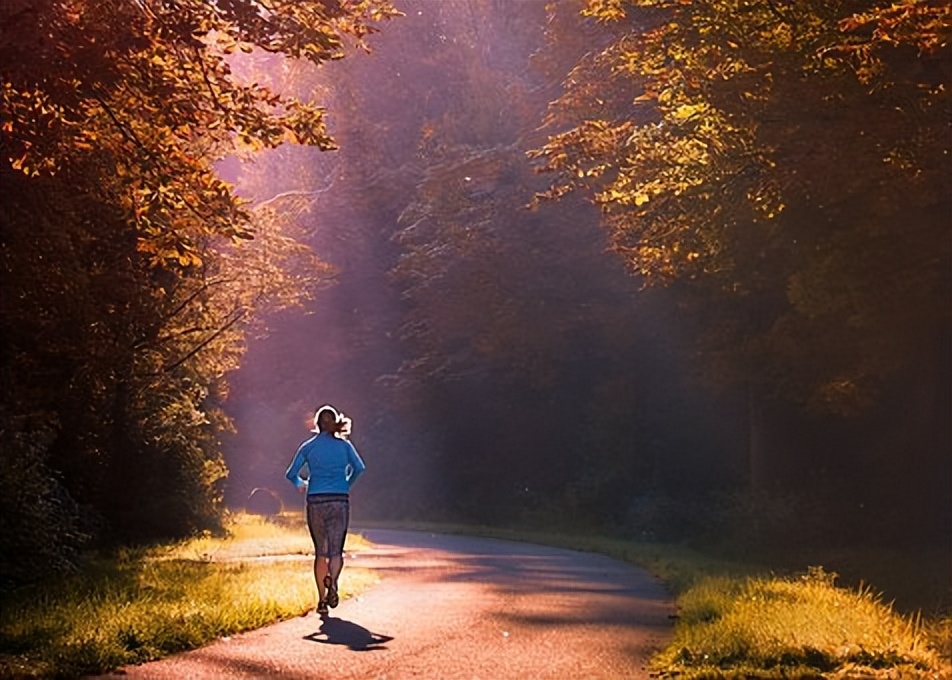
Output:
[1, 0, 398, 558]
[529, 1, 951, 510]
[218, 0, 694, 524]
[532, 0, 950, 403]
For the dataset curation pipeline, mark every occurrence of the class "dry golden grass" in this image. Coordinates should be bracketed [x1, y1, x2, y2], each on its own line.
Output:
[157, 510, 372, 562]
[0, 513, 378, 679]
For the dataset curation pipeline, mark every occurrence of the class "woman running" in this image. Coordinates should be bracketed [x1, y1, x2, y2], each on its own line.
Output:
[286, 404, 366, 615]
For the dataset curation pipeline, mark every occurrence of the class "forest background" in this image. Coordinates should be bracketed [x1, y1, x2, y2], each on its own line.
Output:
[1, 0, 949, 613]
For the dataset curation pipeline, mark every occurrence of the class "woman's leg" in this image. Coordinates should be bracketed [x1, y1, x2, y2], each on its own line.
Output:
[314, 556, 329, 601]
[323, 500, 350, 608]
[306, 500, 330, 611]
[327, 554, 343, 585]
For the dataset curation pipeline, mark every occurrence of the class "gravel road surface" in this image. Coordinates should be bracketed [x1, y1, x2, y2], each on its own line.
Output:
[98, 529, 675, 679]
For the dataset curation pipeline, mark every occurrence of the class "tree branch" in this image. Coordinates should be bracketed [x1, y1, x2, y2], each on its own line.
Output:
[159, 308, 247, 374]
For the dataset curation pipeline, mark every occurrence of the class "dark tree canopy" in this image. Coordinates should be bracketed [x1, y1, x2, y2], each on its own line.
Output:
[531, 0, 951, 413]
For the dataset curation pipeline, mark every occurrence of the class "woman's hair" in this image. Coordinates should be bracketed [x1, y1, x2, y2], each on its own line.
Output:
[314, 405, 338, 433]
[313, 405, 352, 438]
[336, 413, 352, 438]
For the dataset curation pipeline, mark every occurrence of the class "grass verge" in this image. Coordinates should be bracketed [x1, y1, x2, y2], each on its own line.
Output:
[357, 520, 951, 679]
[655, 567, 944, 678]
[0, 512, 376, 679]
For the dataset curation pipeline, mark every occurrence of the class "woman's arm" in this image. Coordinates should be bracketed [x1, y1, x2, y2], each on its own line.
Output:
[285, 445, 309, 492]
[345, 441, 366, 488]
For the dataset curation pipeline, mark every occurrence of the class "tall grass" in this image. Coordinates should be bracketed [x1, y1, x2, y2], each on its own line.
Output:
[653, 567, 943, 678]
[0, 513, 374, 679]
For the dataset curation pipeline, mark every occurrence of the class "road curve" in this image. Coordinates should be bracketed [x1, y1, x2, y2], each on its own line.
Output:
[101, 529, 675, 679]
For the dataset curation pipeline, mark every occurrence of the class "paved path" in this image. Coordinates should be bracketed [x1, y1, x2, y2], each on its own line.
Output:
[99, 529, 675, 679]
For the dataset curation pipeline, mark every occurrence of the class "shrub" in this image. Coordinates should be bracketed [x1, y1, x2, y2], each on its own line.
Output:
[0, 414, 90, 590]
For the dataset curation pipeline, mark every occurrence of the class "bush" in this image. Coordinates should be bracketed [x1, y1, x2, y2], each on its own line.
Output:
[0, 413, 91, 590]
[622, 492, 709, 542]
[704, 489, 828, 549]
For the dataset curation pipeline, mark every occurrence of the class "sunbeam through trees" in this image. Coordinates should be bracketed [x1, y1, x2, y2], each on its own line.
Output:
[2, 0, 949, 608]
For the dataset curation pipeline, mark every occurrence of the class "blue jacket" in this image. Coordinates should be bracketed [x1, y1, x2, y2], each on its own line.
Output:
[285, 432, 366, 495]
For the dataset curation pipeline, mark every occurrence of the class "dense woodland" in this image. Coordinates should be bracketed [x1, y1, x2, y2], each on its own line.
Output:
[1, 0, 949, 590]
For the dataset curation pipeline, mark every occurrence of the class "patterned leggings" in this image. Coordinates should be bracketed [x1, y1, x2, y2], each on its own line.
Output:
[306, 496, 350, 558]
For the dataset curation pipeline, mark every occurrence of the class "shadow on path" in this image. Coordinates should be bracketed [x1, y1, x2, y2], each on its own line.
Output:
[304, 616, 394, 652]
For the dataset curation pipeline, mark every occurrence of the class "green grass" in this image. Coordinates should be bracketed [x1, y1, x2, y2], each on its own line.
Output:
[0, 513, 376, 679]
[654, 567, 942, 678]
[358, 520, 951, 679]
